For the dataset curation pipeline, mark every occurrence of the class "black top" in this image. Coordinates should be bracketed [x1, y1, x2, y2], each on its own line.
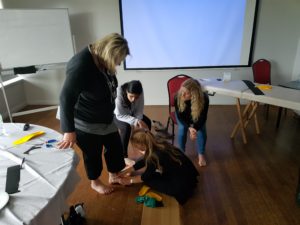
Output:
[134, 147, 199, 204]
[175, 92, 209, 130]
[59, 47, 118, 132]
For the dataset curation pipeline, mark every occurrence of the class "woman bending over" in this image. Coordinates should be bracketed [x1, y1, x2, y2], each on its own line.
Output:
[114, 80, 151, 164]
[117, 129, 199, 205]
[58, 33, 129, 194]
[175, 78, 209, 166]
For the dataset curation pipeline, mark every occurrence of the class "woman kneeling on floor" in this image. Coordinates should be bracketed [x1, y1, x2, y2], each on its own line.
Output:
[117, 129, 199, 205]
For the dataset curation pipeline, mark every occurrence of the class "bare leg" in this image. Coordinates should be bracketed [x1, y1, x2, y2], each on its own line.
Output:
[91, 179, 114, 194]
[198, 154, 207, 167]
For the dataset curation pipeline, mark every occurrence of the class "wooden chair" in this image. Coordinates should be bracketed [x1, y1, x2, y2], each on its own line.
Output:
[166, 74, 191, 144]
[252, 59, 271, 85]
[252, 59, 271, 119]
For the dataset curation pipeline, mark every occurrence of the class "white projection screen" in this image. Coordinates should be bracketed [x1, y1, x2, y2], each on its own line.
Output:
[119, 0, 259, 70]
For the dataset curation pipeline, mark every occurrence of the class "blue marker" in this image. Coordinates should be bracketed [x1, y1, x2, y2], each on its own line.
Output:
[46, 139, 57, 143]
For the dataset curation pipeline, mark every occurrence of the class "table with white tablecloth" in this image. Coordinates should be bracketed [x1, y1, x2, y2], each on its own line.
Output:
[0, 123, 80, 225]
[199, 79, 300, 143]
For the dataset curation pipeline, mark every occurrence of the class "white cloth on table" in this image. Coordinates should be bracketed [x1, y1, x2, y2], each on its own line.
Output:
[0, 123, 80, 225]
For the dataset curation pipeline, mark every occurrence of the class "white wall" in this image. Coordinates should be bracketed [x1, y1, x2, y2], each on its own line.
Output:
[253, 0, 300, 83]
[0, 80, 26, 118]
[1, 0, 300, 114]
[292, 38, 300, 81]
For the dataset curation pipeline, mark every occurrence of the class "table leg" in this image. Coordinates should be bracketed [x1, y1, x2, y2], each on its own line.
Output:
[230, 100, 260, 144]
[231, 98, 248, 144]
[243, 101, 260, 134]
[253, 102, 260, 134]
[276, 107, 283, 128]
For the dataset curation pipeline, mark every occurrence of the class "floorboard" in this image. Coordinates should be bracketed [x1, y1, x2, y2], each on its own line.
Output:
[12, 104, 300, 225]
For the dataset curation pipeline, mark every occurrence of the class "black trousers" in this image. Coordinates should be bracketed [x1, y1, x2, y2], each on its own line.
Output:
[75, 129, 125, 180]
[114, 114, 151, 157]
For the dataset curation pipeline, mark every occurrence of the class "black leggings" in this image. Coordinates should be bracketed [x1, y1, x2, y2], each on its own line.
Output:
[114, 114, 151, 157]
[75, 129, 126, 180]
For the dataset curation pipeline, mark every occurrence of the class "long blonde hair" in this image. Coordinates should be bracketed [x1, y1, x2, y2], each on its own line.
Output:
[90, 33, 130, 74]
[130, 129, 182, 171]
[177, 78, 204, 122]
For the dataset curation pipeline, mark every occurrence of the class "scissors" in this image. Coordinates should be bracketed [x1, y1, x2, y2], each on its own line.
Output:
[23, 139, 58, 154]
[23, 143, 43, 154]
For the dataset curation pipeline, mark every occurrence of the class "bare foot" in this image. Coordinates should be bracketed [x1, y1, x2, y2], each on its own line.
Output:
[198, 154, 207, 167]
[108, 172, 121, 185]
[91, 179, 114, 194]
[124, 158, 135, 166]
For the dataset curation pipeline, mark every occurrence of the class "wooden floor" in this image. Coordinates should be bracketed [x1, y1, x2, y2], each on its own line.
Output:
[13, 105, 300, 225]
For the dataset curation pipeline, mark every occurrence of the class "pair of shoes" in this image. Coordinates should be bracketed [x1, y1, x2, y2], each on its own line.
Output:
[152, 120, 166, 131]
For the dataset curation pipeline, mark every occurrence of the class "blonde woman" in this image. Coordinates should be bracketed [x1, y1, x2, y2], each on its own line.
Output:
[175, 78, 209, 166]
[117, 129, 199, 205]
[58, 33, 129, 194]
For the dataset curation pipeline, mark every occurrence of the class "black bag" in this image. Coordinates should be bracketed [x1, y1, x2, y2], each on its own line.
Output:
[60, 203, 85, 225]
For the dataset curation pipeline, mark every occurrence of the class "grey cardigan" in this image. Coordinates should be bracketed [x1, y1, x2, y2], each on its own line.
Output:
[114, 86, 144, 126]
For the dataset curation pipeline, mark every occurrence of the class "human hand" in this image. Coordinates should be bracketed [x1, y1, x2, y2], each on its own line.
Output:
[189, 127, 197, 140]
[117, 176, 132, 186]
[57, 132, 76, 149]
[117, 166, 134, 177]
[137, 120, 148, 130]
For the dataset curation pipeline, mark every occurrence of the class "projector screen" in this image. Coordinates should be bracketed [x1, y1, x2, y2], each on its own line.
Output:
[119, 0, 259, 70]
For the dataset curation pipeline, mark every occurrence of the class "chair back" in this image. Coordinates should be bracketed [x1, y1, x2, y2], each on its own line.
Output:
[165, 74, 191, 141]
[252, 59, 271, 84]
[167, 74, 191, 111]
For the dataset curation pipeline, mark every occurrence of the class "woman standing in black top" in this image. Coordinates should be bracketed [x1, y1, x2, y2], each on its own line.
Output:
[117, 129, 199, 205]
[57, 33, 129, 194]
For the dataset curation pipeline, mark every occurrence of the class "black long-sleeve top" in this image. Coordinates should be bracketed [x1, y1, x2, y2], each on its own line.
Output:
[59, 47, 117, 132]
[174, 92, 209, 130]
[133, 147, 199, 204]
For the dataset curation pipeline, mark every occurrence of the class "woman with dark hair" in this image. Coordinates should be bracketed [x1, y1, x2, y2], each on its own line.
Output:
[117, 129, 199, 205]
[58, 33, 129, 194]
[114, 80, 151, 164]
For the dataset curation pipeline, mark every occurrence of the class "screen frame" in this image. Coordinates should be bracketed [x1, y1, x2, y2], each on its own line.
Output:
[119, 0, 260, 70]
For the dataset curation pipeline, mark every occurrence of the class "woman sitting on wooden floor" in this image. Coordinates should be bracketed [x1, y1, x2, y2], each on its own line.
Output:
[117, 128, 199, 205]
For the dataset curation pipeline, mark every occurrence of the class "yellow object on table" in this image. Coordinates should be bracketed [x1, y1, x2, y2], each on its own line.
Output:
[256, 85, 272, 90]
[13, 131, 45, 145]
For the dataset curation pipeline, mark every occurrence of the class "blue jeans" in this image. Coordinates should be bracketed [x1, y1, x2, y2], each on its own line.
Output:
[176, 112, 207, 155]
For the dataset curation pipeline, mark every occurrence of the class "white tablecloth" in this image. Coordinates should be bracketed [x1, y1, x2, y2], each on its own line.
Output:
[0, 123, 80, 225]
[199, 79, 300, 111]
